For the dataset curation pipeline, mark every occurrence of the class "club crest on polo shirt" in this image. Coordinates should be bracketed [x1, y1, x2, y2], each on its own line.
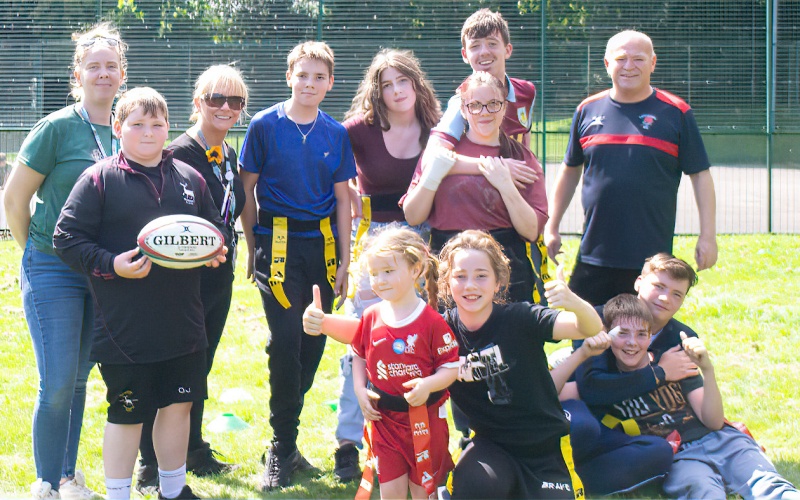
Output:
[640, 114, 657, 130]
[517, 106, 532, 129]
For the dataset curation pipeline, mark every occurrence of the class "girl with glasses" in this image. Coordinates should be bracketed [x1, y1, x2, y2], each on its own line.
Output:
[404, 72, 548, 304]
[3, 22, 127, 500]
[135, 64, 248, 493]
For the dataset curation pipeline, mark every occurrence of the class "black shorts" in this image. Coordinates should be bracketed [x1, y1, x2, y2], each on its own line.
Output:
[451, 436, 583, 499]
[99, 350, 208, 424]
[568, 259, 639, 307]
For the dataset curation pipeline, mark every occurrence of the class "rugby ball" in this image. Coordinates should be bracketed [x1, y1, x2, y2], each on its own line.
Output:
[137, 214, 224, 269]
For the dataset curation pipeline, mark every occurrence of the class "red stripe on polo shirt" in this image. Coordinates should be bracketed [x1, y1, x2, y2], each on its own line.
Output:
[577, 90, 611, 112]
[655, 89, 691, 113]
[580, 134, 679, 157]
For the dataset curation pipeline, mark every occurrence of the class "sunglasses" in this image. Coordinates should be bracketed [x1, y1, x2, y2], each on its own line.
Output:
[78, 36, 120, 48]
[202, 93, 246, 111]
[463, 99, 505, 115]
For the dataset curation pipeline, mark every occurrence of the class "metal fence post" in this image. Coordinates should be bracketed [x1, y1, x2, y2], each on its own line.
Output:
[540, 0, 547, 170]
[767, 0, 776, 232]
[317, 0, 323, 41]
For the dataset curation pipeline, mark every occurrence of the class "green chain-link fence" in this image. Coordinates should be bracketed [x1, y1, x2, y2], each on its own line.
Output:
[1, 0, 797, 233]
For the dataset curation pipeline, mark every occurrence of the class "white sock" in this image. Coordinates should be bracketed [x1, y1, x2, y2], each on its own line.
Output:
[105, 477, 132, 500]
[158, 464, 187, 499]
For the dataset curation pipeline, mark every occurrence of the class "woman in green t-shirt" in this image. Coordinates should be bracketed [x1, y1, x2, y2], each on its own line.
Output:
[3, 23, 128, 500]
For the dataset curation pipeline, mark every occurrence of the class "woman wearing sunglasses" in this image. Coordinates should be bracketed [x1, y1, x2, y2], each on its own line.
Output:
[3, 23, 126, 500]
[404, 71, 547, 304]
[135, 65, 248, 492]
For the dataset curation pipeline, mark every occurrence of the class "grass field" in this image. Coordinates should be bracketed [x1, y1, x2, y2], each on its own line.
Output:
[1, 234, 798, 499]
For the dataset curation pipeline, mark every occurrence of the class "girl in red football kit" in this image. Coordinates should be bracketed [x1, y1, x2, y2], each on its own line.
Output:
[304, 226, 459, 499]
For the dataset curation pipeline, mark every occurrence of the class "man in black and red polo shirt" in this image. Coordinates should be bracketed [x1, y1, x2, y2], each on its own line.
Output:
[545, 30, 718, 306]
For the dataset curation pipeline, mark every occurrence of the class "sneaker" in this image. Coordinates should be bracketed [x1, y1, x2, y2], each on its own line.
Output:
[186, 444, 236, 477]
[333, 443, 361, 483]
[135, 460, 159, 496]
[59, 472, 101, 500]
[296, 453, 321, 474]
[31, 479, 60, 499]
[260, 445, 301, 491]
[158, 484, 200, 499]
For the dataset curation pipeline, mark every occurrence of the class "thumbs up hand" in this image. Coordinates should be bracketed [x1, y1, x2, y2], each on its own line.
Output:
[303, 285, 326, 336]
[544, 262, 580, 311]
[680, 331, 712, 371]
[556, 262, 566, 282]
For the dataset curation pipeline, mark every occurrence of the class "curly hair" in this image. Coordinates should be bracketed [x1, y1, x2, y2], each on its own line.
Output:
[345, 49, 441, 148]
[437, 230, 510, 307]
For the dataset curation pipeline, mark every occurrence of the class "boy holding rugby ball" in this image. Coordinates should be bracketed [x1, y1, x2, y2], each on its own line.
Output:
[54, 87, 227, 500]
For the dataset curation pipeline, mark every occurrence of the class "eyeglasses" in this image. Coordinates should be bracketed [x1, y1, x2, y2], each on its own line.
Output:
[78, 36, 120, 48]
[202, 93, 246, 111]
[463, 99, 505, 115]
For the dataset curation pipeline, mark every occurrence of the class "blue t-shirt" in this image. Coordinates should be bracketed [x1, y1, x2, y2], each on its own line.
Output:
[563, 89, 710, 269]
[239, 101, 356, 235]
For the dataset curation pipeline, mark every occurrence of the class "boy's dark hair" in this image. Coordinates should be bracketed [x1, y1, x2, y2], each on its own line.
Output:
[461, 8, 511, 48]
[115, 87, 169, 124]
[603, 294, 654, 332]
[641, 253, 698, 291]
[287, 41, 335, 76]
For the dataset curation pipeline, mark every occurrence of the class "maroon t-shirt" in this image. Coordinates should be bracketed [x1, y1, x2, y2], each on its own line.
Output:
[343, 116, 420, 223]
[405, 135, 548, 234]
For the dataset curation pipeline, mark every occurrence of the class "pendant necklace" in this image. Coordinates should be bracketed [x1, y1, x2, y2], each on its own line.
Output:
[294, 111, 319, 144]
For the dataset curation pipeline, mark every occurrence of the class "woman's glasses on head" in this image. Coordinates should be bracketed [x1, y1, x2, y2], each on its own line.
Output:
[78, 36, 120, 48]
[463, 99, 504, 115]
[202, 93, 246, 111]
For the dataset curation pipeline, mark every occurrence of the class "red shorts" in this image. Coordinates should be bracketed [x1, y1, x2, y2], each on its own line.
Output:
[371, 397, 454, 485]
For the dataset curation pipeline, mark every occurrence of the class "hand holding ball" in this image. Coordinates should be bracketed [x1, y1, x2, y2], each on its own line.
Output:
[137, 215, 224, 269]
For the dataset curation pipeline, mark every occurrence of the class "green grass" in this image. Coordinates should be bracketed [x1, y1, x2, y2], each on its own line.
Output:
[1, 234, 798, 498]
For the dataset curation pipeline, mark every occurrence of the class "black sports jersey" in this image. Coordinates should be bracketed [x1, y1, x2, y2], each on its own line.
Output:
[445, 303, 568, 451]
[563, 89, 710, 269]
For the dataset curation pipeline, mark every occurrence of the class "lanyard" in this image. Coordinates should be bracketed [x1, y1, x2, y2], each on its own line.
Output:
[78, 105, 118, 159]
[197, 129, 235, 225]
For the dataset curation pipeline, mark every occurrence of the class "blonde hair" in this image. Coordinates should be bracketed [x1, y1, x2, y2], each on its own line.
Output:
[287, 41, 335, 76]
[70, 22, 128, 101]
[461, 8, 511, 48]
[190, 64, 249, 122]
[115, 87, 169, 125]
[359, 226, 439, 310]
[345, 49, 441, 147]
[437, 230, 510, 307]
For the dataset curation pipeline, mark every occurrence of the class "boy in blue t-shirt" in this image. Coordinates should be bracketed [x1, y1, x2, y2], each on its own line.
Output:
[238, 40, 356, 491]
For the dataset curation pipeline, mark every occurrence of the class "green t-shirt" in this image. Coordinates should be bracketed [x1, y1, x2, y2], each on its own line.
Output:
[17, 104, 114, 255]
